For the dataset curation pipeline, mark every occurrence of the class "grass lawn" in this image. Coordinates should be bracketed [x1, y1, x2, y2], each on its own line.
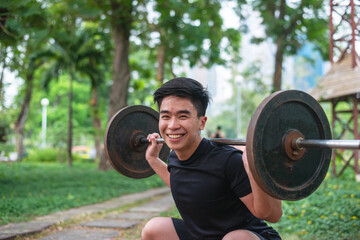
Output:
[0, 162, 165, 225]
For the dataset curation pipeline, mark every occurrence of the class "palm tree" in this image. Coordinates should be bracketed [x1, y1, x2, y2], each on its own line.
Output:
[0, 0, 48, 158]
[14, 50, 45, 159]
[42, 27, 107, 166]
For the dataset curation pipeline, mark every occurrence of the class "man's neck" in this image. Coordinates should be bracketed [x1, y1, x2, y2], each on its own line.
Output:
[175, 136, 203, 161]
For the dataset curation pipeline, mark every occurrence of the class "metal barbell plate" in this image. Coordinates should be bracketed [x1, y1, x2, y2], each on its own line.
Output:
[104, 105, 170, 179]
[246, 90, 332, 201]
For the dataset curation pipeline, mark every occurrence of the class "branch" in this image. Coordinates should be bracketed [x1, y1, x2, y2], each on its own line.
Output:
[283, 1, 306, 36]
[0, 23, 17, 38]
[169, 58, 176, 78]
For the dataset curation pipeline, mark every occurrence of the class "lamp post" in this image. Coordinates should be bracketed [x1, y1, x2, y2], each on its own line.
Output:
[41, 98, 49, 148]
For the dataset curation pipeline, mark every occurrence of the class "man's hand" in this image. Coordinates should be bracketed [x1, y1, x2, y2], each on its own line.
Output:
[145, 133, 164, 162]
[145, 133, 171, 188]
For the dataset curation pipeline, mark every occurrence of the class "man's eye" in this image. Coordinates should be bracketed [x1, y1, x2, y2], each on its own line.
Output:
[161, 115, 170, 119]
[179, 115, 188, 119]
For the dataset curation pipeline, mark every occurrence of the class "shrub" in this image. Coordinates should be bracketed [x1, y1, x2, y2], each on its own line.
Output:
[0, 143, 14, 156]
[23, 148, 81, 163]
[23, 148, 58, 163]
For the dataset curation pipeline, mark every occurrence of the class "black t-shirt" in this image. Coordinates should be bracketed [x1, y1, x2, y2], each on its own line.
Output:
[168, 138, 281, 240]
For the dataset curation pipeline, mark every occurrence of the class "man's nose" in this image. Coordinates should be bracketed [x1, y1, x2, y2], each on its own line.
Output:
[168, 118, 180, 129]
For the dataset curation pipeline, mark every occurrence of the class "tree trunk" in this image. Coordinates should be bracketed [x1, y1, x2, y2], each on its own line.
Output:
[98, 2, 132, 170]
[272, 39, 284, 92]
[156, 43, 166, 84]
[107, 30, 131, 118]
[14, 73, 34, 160]
[91, 87, 102, 161]
[67, 71, 73, 167]
[0, 48, 7, 107]
[272, 0, 285, 93]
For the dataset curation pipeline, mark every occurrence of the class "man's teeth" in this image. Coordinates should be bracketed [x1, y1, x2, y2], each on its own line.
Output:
[168, 134, 183, 139]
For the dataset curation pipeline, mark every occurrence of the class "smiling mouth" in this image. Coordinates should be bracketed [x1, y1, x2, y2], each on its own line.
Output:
[167, 134, 185, 139]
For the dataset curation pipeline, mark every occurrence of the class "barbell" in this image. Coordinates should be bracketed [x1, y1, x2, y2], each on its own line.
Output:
[104, 90, 360, 201]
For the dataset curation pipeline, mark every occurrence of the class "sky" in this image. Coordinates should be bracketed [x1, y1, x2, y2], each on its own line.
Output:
[2, 69, 21, 108]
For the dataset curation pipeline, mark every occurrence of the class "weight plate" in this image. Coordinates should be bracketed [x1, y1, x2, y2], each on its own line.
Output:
[105, 105, 170, 179]
[246, 90, 332, 200]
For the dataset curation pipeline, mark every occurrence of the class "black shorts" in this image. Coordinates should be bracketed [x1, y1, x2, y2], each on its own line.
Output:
[172, 218, 192, 240]
[171, 218, 279, 240]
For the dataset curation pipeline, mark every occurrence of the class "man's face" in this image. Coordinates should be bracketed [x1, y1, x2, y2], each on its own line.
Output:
[159, 96, 207, 160]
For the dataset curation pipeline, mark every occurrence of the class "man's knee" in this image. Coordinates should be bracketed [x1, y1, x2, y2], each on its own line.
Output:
[142, 217, 176, 240]
[142, 217, 160, 239]
[222, 230, 260, 240]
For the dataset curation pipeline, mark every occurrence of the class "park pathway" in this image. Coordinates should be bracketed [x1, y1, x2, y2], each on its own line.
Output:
[0, 187, 175, 240]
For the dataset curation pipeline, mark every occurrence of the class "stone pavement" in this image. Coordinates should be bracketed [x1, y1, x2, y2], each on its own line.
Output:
[0, 187, 175, 240]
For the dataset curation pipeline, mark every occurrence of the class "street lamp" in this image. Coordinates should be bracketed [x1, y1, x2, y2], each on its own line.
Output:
[41, 98, 49, 148]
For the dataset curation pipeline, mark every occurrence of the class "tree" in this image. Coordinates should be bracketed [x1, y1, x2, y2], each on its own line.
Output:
[82, 27, 111, 161]
[238, 0, 329, 92]
[0, 0, 48, 158]
[144, 0, 241, 84]
[0, 5, 11, 104]
[14, 48, 49, 159]
[42, 26, 107, 166]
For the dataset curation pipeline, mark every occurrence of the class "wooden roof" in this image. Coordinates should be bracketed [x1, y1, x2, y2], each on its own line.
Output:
[311, 53, 360, 101]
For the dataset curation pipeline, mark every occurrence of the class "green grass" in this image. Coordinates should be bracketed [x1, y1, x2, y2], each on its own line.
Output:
[270, 169, 360, 240]
[0, 162, 165, 225]
[161, 169, 360, 240]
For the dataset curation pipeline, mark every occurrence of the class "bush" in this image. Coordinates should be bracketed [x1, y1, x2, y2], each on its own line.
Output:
[23, 148, 81, 163]
[269, 168, 360, 239]
[23, 148, 58, 163]
[0, 143, 14, 156]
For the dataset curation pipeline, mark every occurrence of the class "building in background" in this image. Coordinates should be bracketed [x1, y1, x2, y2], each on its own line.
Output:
[283, 43, 329, 92]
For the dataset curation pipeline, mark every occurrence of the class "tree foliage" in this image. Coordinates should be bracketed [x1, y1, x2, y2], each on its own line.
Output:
[0, 0, 331, 169]
[237, 0, 329, 92]
[0, 0, 48, 159]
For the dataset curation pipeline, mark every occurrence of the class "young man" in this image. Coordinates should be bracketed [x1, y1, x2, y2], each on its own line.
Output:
[142, 77, 282, 240]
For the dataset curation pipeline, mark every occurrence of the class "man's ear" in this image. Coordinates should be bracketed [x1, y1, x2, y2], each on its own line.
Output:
[200, 116, 207, 130]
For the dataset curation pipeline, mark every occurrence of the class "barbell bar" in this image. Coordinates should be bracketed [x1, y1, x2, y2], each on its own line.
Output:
[139, 137, 360, 150]
[104, 90, 359, 201]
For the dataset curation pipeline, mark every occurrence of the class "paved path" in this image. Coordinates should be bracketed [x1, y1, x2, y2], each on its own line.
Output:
[0, 187, 175, 240]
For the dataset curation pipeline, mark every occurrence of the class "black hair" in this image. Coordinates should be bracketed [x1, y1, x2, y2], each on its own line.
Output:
[153, 77, 211, 117]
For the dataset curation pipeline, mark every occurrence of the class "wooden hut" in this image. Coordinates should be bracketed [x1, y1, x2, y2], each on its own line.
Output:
[311, 53, 360, 177]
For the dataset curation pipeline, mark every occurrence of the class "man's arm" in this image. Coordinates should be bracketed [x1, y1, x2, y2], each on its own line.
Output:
[237, 147, 283, 223]
[145, 133, 170, 188]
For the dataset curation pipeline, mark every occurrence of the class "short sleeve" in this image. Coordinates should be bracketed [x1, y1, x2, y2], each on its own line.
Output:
[225, 151, 252, 198]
